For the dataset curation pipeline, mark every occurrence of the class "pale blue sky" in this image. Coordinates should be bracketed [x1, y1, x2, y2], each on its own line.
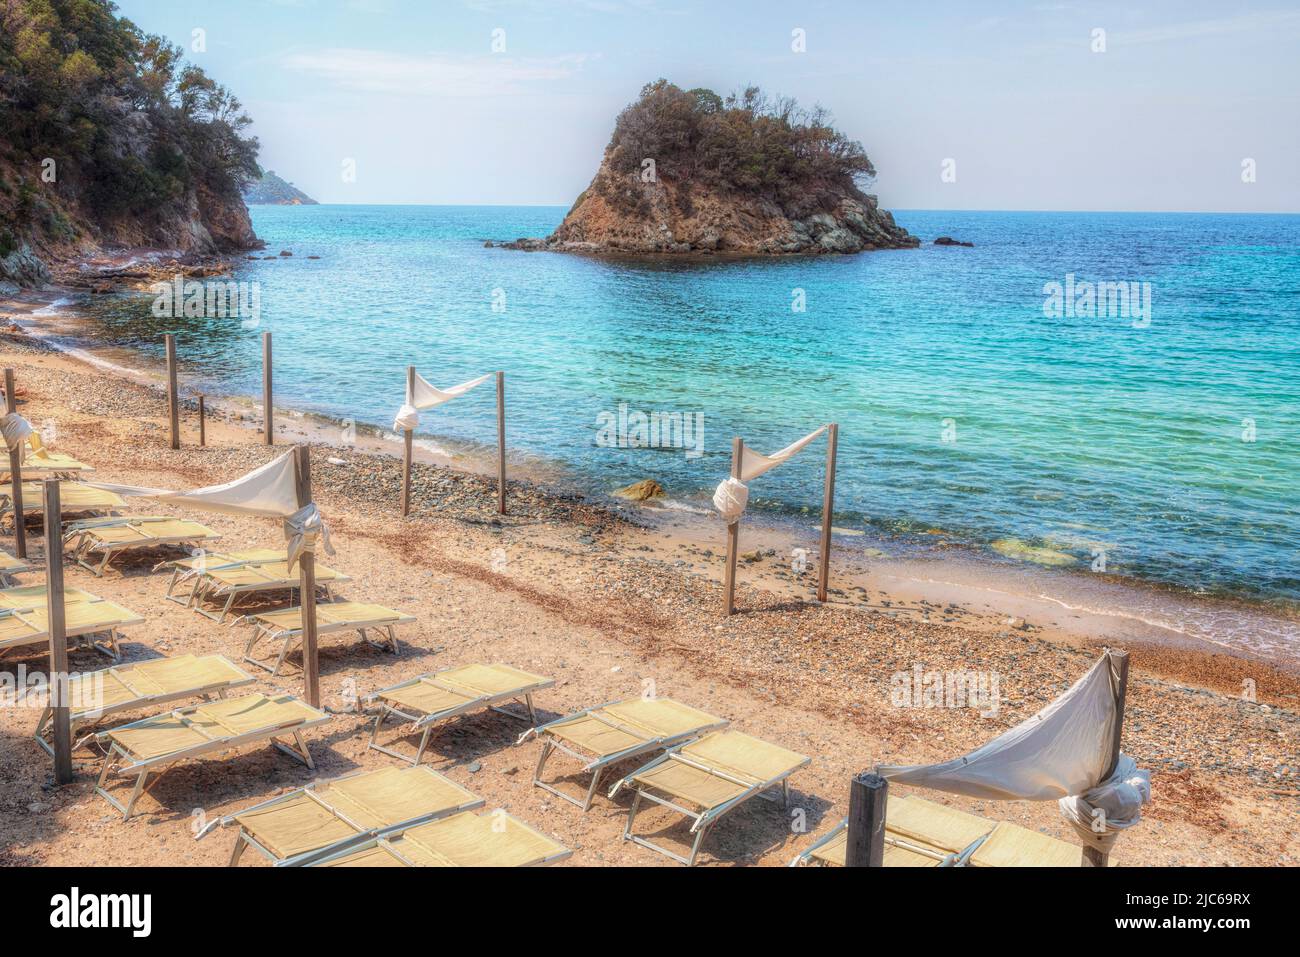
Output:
[115, 0, 1300, 211]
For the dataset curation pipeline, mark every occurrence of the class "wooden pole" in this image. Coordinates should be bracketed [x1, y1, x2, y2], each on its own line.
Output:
[845, 770, 888, 867]
[4, 368, 25, 559]
[401, 366, 414, 517]
[294, 444, 319, 708]
[165, 333, 179, 450]
[722, 437, 743, 617]
[43, 479, 72, 784]
[262, 331, 273, 445]
[816, 423, 838, 603]
[1082, 648, 1131, 868]
[496, 371, 506, 515]
[197, 394, 206, 447]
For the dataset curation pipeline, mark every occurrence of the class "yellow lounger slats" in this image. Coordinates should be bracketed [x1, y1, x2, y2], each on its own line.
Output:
[66, 654, 249, 717]
[106, 693, 322, 760]
[253, 601, 415, 635]
[631, 731, 808, 811]
[885, 795, 993, 853]
[969, 821, 1082, 867]
[3, 481, 124, 512]
[74, 518, 218, 546]
[549, 697, 725, 758]
[319, 845, 408, 867]
[379, 811, 569, 867]
[0, 550, 27, 572]
[236, 795, 359, 859]
[379, 663, 549, 715]
[230, 766, 482, 863]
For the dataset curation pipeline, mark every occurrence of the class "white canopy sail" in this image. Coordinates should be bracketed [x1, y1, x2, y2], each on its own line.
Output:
[712, 425, 828, 523]
[88, 450, 331, 570]
[393, 370, 492, 432]
[879, 650, 1150, 849]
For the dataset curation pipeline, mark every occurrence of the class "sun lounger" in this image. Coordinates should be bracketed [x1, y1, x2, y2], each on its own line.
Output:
[0, 585, 143, 660]
[367, 663, 554, 766]
[239, 600, 415, 676]
[0, 549, 28, 586]
[63, 516, 222, 576]
[219, 765, 484, 866]
[302, 809, 572, 867]
[607, 729, 809, 865]
[94, 692, 331, 820]
[34, 654, 255, 754]
[0, 481, 124, 523]
[1, 436, 94, 479]
[162, 547, 348, 621]
[521, 696, 729, 811]
[789, 795, 1081, 866]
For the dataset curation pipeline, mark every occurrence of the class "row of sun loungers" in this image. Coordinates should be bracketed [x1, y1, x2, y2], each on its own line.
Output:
[35, 653, 255, 755]
[4, 439, 1085, 867]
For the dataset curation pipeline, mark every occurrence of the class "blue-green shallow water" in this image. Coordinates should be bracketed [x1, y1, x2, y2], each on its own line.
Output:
[78, 206, 1300, 607]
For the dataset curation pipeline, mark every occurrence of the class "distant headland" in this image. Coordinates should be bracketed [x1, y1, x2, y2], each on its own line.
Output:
[494, 79, 919, 257]
[243, 170, 318, 206]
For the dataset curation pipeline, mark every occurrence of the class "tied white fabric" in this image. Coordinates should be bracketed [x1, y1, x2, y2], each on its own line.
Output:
[879, 652, 1122, 800]
[711, 425, 828, 521]
[393, 370, 493, 432]
[0, 413, 34, 461]
[88, 450, 333, 569]
[1058, 754, 1151, 853]
[283, 502, 333, 572]
[712, 477, 749, 525]
[740, 425, 827, 483]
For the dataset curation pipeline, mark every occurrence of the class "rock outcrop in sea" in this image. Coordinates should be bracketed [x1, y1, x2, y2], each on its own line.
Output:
[495, 80, 918, 257]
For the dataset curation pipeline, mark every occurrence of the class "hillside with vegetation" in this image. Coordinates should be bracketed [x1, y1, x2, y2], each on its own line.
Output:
[0, 0, 262, 287]
[505, 79, 917, 255]
[243, 170, 317, 205]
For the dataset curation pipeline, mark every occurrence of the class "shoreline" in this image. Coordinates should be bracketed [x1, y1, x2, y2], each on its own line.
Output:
[0, 307, 1296, 866]
[2, 284, 1298, 675]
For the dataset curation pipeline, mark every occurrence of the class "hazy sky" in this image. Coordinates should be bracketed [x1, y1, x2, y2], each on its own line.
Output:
[114, 0, 1300, 212]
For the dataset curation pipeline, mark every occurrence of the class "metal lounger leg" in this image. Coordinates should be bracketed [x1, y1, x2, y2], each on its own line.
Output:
[412, 726, 433, 767]
[270, 730, 314, 768]
[366, 708, 426, 765]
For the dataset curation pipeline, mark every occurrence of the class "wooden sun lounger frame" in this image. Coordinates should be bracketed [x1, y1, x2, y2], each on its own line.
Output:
[366, 669, 555, 767]
[163, 556, 344, 622]
[238, 605, 411, 676]
[295, 813, 574, 868]
[0, 602, 139, 661]
[94, 703, 331, 820]
[787, 816, 991, 867]
[519, 700, 730, 812]
[609, 744, 810, 866]
[216, 767, 487, 867]
[33, 658, 255, 755]
[63, 517, 222, 576]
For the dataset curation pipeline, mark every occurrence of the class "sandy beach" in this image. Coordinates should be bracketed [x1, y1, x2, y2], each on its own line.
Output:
[0, 293, 1296, 867]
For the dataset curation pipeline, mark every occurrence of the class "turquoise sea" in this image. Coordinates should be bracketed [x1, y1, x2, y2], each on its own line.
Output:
[79, 206, 1300, 607]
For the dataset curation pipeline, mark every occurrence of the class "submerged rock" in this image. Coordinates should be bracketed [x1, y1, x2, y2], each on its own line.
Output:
[614, 479, 666, 502]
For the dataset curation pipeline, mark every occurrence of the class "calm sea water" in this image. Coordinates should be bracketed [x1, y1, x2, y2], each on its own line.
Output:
[78, 206, 1300, 606]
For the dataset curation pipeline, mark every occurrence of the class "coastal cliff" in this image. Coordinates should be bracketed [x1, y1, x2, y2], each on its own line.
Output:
[502, 80, 918, 256]
[0, 0, 262, 289]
